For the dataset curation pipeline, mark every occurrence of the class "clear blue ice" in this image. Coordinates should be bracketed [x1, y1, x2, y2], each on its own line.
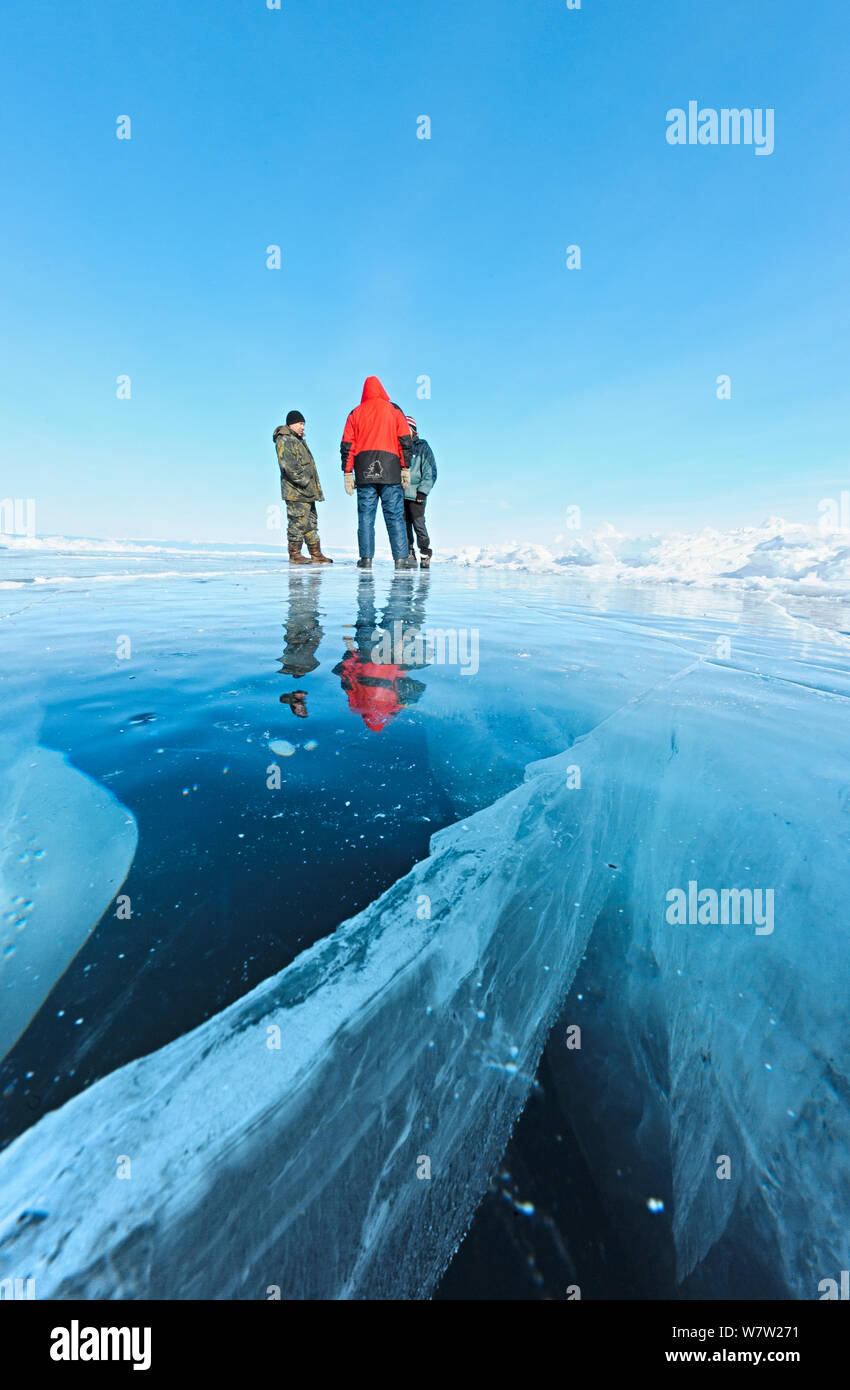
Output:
[1, 553, 848, 1298]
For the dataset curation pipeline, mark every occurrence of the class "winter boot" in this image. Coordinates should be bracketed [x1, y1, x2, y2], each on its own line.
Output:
[357, 557, 373, 569]
[419, 553, 431, 569]
[394, 555, 417, 571]
[289, 543, 310, 565]
[307, 541, 333, 564]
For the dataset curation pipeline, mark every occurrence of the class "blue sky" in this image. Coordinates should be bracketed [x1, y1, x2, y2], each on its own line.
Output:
[1, 0, 848, 547]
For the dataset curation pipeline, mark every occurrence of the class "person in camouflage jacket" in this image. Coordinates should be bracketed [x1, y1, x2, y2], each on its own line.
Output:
[273, 410, 332, 563]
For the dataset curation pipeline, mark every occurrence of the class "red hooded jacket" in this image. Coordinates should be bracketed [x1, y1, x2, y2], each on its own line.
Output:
[341, 377, 413, 487]
[337, 654, 406, 732]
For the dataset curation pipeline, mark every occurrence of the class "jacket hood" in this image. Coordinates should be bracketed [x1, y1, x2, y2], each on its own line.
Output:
[361, 376, 389, 403]
[273, 424, 298, 440]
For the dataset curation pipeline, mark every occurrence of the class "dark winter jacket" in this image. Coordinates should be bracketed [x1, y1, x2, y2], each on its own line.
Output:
[340, 377, 413, 487]
[403, 437, 437, 501]
[274, 426, 324, 503]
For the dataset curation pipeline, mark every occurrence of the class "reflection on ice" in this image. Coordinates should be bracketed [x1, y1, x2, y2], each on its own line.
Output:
[0, 564, 848, 1300]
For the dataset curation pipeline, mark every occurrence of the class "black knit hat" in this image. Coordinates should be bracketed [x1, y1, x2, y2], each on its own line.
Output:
[286, 410, 305, 426]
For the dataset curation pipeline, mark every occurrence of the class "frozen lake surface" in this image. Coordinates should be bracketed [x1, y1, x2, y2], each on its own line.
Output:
[1, 549, 848, 1299]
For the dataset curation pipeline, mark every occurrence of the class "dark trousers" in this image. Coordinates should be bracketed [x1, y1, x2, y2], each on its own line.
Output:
[357, 484, 408, 560]
[404, 498, 431, 555]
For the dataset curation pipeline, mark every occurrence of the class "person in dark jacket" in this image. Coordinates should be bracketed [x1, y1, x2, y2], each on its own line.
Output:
[401, 415, 437, 569]
[273, 410, 332, 564]
[340, 377, 416, 570]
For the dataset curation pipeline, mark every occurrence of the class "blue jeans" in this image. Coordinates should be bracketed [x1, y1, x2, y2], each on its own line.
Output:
[357, 484, 409, 560]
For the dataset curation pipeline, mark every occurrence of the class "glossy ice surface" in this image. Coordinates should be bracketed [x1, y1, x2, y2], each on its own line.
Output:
[1, 550, 848, 1299]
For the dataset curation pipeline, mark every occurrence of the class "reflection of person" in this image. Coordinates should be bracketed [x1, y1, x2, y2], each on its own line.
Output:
[334, 641, 413, 732]
[401, 416, 437, 569]
[340, 377, 416, 570]
[333, 573, 430, 730]
[273, 410, 333, 565]
[278, 569, 324, 680]
[378, 571, 432, 671]
[280, 689, 308, 719]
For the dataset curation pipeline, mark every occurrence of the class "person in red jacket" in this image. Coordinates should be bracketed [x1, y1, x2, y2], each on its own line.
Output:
[340, 376, 417, 569]
[335, 648, 406, 731]
[333, 637, 426, 731]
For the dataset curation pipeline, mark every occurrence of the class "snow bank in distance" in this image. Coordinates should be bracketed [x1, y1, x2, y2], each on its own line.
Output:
[0, 535, 286, 558]
[4, 520, 850, 596]
[446, 519, 850, 595]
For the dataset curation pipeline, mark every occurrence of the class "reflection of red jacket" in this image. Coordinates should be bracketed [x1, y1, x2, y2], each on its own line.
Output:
[341, 377, 413, 487]
[339, 655, 405, 732]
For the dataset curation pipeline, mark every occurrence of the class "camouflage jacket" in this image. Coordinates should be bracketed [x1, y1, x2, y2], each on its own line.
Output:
[274, 426, 324, 503]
